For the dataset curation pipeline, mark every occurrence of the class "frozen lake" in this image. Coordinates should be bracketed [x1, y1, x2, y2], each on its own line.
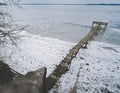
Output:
[8, 5, 120, 44]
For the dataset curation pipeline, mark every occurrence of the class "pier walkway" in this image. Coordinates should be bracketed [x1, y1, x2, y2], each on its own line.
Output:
[47, 21, 108, 90]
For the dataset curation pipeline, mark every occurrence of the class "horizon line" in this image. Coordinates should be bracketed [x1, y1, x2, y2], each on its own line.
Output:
[19, 3, 120, 6]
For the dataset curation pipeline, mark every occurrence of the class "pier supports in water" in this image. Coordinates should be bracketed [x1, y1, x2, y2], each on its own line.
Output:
[47, 21, 108, 90]
[92, 21, 108, 29]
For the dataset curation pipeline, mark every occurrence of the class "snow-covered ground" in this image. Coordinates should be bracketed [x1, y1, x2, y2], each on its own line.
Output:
[0, 31, 74, 76]
[0, 30, 120, 93]
[50, 41, 120, 93]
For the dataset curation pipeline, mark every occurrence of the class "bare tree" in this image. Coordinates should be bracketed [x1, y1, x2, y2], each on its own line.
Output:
[0, 0, 26, 46]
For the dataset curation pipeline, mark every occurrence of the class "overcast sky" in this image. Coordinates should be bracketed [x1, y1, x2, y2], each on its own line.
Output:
[20, 0, 120, 4]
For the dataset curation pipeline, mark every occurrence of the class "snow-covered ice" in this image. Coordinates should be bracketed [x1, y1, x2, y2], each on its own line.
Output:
[50, 41, 120, 93]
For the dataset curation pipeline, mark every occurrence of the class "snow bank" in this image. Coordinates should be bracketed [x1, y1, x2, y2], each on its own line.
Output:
[50, 41, 120, 93]
[0, 31, 74, 76]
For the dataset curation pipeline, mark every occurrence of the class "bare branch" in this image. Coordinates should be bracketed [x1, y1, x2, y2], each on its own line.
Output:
[0, 0, 28, 57]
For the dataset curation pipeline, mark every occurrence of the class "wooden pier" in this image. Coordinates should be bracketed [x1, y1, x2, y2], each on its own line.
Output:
[47, 21, 108, 90]
[0, 21, 108, 93]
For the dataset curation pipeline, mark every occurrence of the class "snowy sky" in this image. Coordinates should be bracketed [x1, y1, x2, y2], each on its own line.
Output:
[20, 0, 120, 4]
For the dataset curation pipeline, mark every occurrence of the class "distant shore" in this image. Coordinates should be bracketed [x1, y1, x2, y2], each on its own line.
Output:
[19, 3, 120, 6]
